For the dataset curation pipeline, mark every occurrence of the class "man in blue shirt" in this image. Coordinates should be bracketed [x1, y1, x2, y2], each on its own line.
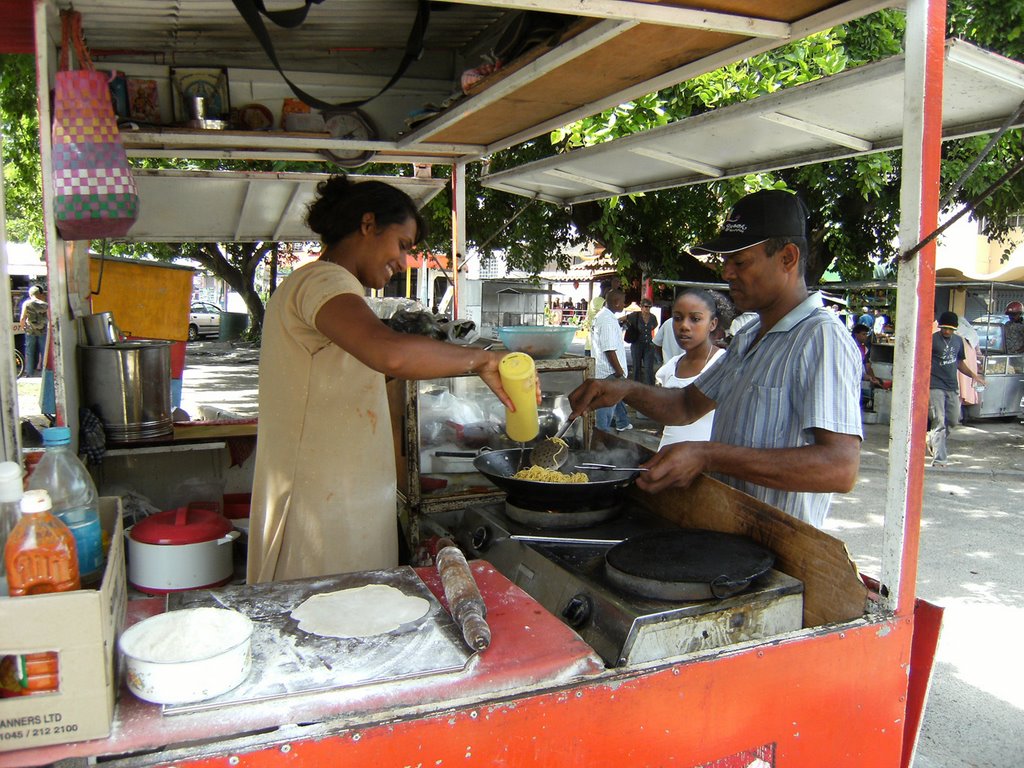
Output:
[928, 311, 985, 466]
[569, 190, 863, 527]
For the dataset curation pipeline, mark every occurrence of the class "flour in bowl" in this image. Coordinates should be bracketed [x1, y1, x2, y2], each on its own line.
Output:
[291, 584, 430, 638]
[120, 607, 253, 663]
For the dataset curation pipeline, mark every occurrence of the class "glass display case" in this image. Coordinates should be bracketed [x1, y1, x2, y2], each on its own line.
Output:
[387, 355, 595, 543]
[966, 354, 1024, 419]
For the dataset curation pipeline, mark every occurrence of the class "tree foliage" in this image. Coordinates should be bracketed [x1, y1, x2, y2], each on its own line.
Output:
[476, 5, 1024, 290]
[1, 55, 42, 249]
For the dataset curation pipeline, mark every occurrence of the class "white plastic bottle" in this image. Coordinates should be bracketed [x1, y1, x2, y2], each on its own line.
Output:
[0, 461, 23, 597]
[27, 427, 104, 585]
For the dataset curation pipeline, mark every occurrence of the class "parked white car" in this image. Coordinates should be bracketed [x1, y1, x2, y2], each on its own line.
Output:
[188, 302, 222, 341]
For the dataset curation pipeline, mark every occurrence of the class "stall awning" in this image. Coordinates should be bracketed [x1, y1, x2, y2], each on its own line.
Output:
[0, 0, 34, 54]
[126, 171, 446, 243]
[482, 39, 1024, 204]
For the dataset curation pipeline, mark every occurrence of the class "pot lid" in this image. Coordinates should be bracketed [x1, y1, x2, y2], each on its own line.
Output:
[131, 506, 233, 545]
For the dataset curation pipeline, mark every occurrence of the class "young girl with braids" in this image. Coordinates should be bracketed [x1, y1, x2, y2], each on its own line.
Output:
[654, 289, 726, 449]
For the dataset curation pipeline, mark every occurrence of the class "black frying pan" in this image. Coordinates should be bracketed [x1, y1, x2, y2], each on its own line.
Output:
[605, 529, 775, 601]
[473, 447, 642, 507]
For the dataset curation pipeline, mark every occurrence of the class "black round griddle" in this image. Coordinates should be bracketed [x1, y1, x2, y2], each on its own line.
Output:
[473, 448, 640, 509]
[605, 529, 775, 601]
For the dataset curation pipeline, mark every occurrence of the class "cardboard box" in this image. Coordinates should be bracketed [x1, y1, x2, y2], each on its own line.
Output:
[0, 497, 126, 752]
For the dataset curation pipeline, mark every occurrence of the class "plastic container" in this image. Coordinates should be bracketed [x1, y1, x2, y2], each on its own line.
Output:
[27, 427, 104, 583]
[496, 326, 575, 359]
[126, 505, 239, 594]
[498, 352, 540, 443]
[4, 489, 80, 596]
[0, 461, 22, 597]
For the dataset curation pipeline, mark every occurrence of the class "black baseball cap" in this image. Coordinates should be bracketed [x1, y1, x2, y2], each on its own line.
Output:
[690, 189, 809, 255]
[938, 311, 959, 329]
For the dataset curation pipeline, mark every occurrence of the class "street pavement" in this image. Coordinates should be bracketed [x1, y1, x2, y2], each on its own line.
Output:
[16, 341, 1023, 766]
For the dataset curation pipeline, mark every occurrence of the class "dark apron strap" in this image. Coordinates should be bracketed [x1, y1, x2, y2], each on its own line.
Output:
[231, 0, 431, 111]
[252, 0, 324, 29]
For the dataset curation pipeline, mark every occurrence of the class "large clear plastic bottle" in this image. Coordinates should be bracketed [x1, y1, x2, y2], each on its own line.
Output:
[0, 461, 23, 597]
[27, 427, 103, 584]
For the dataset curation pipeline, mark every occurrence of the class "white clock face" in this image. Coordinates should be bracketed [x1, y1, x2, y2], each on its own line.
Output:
[322, 110, 376, 167]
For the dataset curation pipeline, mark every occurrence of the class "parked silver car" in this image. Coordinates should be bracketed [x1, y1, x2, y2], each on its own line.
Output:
[188, 302, 222, 341]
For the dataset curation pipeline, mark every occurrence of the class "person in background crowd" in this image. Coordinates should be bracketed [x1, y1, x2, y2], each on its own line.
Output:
[653, 313, 683, 360]
[927, 311, 985, 467]
[583, 279, 617, 357]
[625, 298, 659, 385]
[590, 288, 632, 432]
[708, 290, 735, 347]
[655, 290, 727, 449]
[1004, 301, 1024, 354]
[249, 175, 517, 584]
[19, 285, 48, 378]
[857, 306, 874, 329]
[569, 189, 863, 528]
[872, 309, 888, 336]
[852, 323, 882, 411]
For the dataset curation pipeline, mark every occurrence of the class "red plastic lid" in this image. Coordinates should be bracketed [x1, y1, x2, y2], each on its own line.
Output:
[131, 506, 233, 545]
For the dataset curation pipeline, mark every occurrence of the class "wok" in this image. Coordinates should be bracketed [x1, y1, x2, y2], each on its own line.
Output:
[473, 447, 642, 507]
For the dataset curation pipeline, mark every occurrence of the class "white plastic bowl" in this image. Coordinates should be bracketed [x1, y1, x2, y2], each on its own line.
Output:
[118, 607, 254, 705]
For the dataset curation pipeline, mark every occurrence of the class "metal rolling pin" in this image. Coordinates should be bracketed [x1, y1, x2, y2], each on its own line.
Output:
[436, 538, 491, 651]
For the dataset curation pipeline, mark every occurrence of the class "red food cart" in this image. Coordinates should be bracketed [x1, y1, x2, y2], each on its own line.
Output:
[1, 0, 999, 764]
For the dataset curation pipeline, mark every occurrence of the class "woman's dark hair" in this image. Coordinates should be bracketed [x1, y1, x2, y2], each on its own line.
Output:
[852, 323, 872, 335]
[676, 288, 721, 324]
[306, 174, 427, 249]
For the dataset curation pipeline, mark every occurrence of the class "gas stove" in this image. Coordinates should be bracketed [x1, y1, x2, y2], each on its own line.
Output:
[426, 502, 804, 667]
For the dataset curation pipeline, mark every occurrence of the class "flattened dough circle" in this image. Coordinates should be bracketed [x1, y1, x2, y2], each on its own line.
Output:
[290, 584, 430, 638]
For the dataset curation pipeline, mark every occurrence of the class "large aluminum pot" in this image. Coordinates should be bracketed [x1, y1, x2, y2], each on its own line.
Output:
[118, 607, 253, 705]
[80, 340, 173, 442]
[80, 312, 121, 345]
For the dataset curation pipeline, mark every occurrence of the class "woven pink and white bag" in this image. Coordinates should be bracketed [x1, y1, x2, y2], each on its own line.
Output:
[51, 10, 138, 240]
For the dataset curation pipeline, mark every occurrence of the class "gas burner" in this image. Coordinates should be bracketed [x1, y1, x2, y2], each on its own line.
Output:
[504, 498, 621, 529]
[431, 502, 805, 667]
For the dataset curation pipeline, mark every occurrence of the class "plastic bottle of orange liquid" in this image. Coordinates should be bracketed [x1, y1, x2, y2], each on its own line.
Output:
[2, 489, 78, 696]
[5, 489, 80, 595]
[498, 352, 539, 443]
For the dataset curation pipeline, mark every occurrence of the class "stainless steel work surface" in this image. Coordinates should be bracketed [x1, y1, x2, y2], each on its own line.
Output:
[164, 566, 472, 715]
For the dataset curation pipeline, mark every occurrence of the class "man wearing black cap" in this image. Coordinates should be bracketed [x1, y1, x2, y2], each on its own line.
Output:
[928, 311, 986, 466]
[569, 189, 863, 528]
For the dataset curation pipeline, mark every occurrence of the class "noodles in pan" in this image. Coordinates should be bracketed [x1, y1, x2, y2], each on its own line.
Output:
[512, 466, 589, 483]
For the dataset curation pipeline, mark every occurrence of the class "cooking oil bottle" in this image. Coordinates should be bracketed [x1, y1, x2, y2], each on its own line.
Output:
[498, 352, 540, 443]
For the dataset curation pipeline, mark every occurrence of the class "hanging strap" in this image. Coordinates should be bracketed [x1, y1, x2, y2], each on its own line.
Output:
[252, 0, 325, 29]
[231, 0, 431, 111]
[59, 10, 95, 73]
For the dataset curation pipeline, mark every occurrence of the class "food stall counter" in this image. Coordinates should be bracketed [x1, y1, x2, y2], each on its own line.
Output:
[0, 563, 604, 768]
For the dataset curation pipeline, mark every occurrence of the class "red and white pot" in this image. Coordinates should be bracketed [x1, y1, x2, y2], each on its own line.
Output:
[126, 506, 239, 594]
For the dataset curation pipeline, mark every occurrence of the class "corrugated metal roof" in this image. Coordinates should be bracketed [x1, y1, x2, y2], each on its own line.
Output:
[126, 169, 446, 242]
[481, 40, 1024, 204]
[39, 0, 877, 151]
[0, 0, 35, 54]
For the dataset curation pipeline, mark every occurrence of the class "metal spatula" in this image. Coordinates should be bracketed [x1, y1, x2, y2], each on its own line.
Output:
[529, 415, 579, 470]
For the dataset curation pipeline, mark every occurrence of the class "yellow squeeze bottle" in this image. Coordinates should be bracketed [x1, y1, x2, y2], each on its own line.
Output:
[498, 353, 539, 443]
